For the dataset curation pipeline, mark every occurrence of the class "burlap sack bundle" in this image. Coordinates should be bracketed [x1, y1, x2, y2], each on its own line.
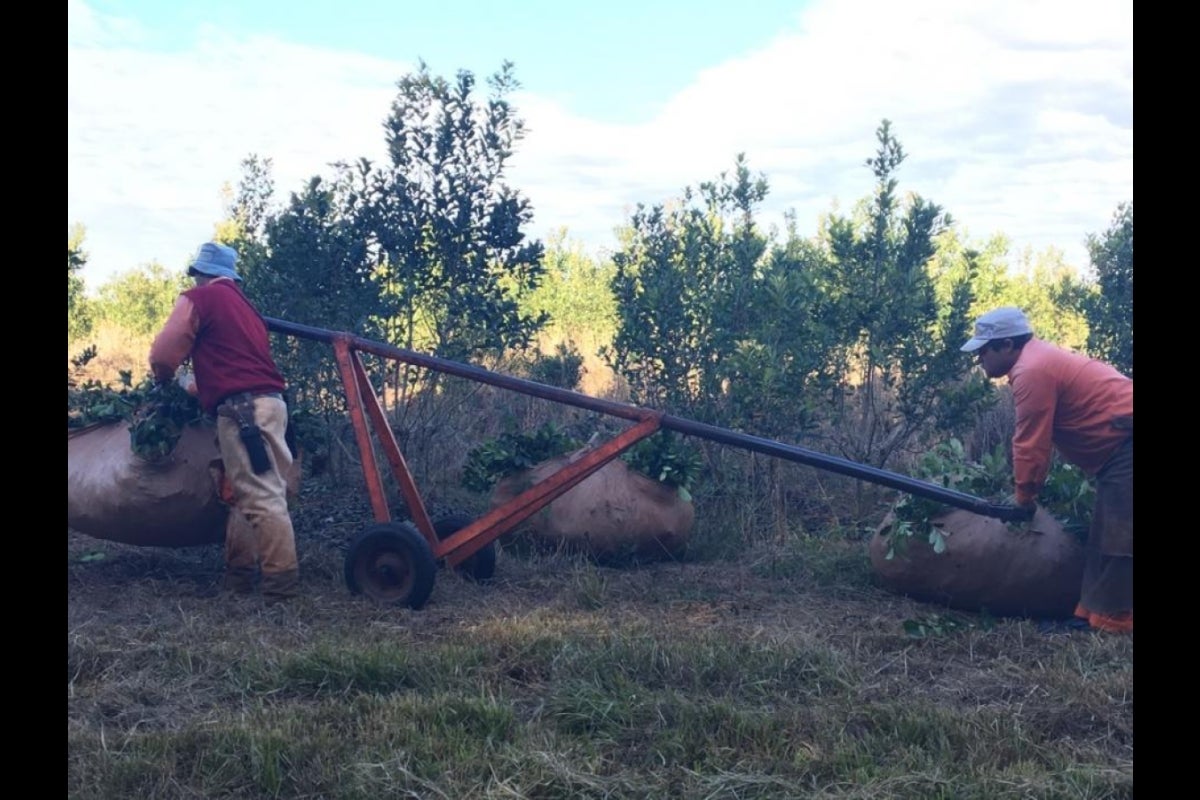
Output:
[869, 506, 1084, 617]
[491, 448, 694, 560]
[68, 421, 302, 548]
[68, 421, 228, 547]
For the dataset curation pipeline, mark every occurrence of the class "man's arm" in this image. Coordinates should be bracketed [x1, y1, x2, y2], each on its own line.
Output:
[1009, 373, 1056, 506]
[149, 296, 198, 384]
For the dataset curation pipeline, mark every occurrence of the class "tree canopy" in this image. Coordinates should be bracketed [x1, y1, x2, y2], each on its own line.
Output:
[1083, 202, 1133, 377]
[68, 224, 92, 343]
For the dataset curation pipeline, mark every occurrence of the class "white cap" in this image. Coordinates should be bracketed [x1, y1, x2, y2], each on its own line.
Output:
[960, 307, 1033, 352]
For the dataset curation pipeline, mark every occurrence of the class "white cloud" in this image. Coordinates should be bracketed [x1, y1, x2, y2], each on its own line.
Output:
[68, 3, 403, 283]
[68, 0, 1131, 287]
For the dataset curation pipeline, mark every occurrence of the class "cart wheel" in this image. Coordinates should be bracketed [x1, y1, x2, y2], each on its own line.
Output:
[344, 522, 437, 609]
[434, 514, 497, 584]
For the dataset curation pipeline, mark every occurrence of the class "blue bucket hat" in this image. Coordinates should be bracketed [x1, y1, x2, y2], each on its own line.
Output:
[188, 242, 242, 282]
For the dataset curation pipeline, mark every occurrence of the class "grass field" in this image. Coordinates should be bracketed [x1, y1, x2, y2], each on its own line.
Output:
[68, 480, 1132, 800]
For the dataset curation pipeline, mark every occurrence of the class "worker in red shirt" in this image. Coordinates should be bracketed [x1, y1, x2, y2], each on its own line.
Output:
[962, 307, 1132, 633]
[149, 242, 300, 601]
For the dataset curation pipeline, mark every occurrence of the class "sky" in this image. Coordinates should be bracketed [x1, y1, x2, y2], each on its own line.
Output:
[68, 0, 1132, 289]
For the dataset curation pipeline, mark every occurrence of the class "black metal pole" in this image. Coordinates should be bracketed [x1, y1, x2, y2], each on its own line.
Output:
[265, 316, 1029, 522]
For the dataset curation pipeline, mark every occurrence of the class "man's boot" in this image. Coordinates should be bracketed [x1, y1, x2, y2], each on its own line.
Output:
[222, 566, 258, 595]
[261, 568, 300, 603]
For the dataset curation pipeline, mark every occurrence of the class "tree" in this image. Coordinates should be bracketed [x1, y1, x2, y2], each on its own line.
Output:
[1003, 246, 1091, 351]
[812, 120, 985, 472]
[215, 65, 550, 478]
[930, 232, 1091, 351]
[68, 224, 93, 343]
[335, 60, 553, 478]
[1083, 202, 1133, 377]
[721, 210, 837, 439]
[362, 61, 547, 366]
[92, 262, 190, 337]
[928, 230, 1009, 317]
[606, 157, 838, 539]
[607, 154, 770, 425]
[525, 227, 617, 343]
[216, 154, 277, 280]
[247, 167, 379, 412]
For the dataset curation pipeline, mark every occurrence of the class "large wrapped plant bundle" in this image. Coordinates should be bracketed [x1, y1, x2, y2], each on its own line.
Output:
[67, 375, 300, 548]
[869, 507, 1084, 617]
[486, 441, 696, 562]
[869, 439, 1092, 618]
[67, 421, 228, 547]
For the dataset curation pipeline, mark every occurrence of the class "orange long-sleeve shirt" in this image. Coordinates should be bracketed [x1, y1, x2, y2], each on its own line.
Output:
[1007, 338, 1133, 505]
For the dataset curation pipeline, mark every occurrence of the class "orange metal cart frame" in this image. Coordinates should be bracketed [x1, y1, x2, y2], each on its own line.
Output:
[264, 316, 1028, 607]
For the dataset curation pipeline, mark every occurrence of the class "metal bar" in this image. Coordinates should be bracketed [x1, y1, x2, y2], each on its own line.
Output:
[266, 317, 648, 421]
[349, 350, 437, 547]
[267, 317, 1027, 522]
[332, 337, 390, 523]
[657, 415, 1022, 520]
[436, 414, 663, 567]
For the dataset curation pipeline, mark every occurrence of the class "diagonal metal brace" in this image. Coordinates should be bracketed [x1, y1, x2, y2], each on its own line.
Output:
[436, 413, 663, 567]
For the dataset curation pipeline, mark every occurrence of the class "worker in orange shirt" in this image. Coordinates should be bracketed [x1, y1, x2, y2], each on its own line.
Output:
[961, 307, 1132, 633]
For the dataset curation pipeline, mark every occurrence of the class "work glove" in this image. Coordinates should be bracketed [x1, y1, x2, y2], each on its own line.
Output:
[1012, 503, 1037, 523]
[992, 493, 1036, 524]
[176, 369, 199, 396]
[1001, 499, 1041, 533]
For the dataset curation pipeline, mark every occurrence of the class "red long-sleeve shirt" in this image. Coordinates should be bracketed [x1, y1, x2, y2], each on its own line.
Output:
[1007, 338, 1133, 505]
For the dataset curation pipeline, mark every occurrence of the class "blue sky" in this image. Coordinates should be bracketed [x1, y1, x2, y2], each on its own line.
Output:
[79, 0, 808, 124]
[68, 0, 1132, 287]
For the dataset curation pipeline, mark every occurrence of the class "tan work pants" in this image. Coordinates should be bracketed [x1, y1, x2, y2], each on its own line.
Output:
[216, 395, 298, 579]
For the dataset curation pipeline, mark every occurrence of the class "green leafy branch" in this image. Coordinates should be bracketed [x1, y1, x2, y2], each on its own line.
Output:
[461, 423, 581, 493]
[619, 430, 702, 498]
[68, 369, 205, 460]
[886, 438, 1093, 560]
[461, 425, 702, 498]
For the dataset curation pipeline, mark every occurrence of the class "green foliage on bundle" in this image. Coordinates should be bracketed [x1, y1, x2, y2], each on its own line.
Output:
[1035, 461, 1095, 543]
[886, 438, 1093, 559]
[461, 423, 581, 494]
[68, 366, 205, 461]
[461, 424, 703, 498]
[619, 431, 702, 498]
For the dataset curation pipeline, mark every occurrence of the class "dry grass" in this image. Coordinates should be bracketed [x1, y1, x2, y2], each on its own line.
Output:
[68, 478, 1133, 799]
[531, 328, 622, 400]
[67, 324, 1131, 798]
[69, 323, 156, 386]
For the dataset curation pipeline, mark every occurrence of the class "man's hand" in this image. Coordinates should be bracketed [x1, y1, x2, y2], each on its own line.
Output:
[995, 495, 1036, 523]
[1012, 503, 1037, 522]
[998, 491, 1036, 522]
[177, 370, 199, 396]
[996, 505, 1035, 524]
